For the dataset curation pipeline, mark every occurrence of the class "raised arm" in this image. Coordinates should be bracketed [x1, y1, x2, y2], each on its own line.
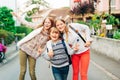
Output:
[11, 12, 42, 29]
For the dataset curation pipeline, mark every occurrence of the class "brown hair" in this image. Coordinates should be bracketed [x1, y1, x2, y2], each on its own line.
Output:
[36, 17, 55, 28]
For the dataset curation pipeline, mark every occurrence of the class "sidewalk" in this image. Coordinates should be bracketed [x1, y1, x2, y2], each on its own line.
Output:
[6, 42, 18, 56]
[0, 42, 18, 64]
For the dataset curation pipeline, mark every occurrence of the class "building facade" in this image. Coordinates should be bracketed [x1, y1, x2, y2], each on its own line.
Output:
[70, 0, 120, 14]
[96, 0, 120, 14]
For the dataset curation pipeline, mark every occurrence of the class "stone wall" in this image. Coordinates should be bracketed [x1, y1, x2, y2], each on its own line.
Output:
[90, 36, 120, 61]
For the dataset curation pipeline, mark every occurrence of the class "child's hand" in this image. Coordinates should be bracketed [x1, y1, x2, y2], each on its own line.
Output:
[37, 46, 43, 55]
[84, 41, 91, 47]
[48, 50, 54, 58]
[11, 12, 18, 17]
[73, 43, 79, 51]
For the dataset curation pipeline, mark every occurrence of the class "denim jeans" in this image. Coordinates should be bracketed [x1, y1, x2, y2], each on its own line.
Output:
[52, 65, 69, 80]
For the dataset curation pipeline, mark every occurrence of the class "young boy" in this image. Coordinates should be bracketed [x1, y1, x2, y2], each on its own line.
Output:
[38, 27, 79, 80]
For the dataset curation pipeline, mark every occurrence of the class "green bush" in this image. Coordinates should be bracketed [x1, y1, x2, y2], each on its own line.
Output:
[113, 29, 120, 39]
[15, 33, 25, 41]
[15, 26, 33, 35]
[0, 29, 14, 45]
[4, 31, 14, 45]
[4, 26, 16, 33]
[77, 20, 87, 25]
[0, 29, 8, 38]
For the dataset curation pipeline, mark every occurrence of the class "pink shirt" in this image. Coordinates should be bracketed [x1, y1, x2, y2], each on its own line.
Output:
[0, 43, 6, 52]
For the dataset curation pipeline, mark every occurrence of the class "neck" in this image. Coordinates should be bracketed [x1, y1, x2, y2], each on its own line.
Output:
[52, 39, 60, 43]
[61, 30, 65, 33]
[43, 28, 48, 33]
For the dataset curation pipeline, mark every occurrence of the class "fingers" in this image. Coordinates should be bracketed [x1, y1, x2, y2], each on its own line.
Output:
[37, 47, 43, 55]
[73, 43, 79, 51]
[10, 12, 15, 15]
[38, 48, 41, 53]
[84, 41, 91, 47]
[48, 50, 54, 58]
[10, 12, 18, 17]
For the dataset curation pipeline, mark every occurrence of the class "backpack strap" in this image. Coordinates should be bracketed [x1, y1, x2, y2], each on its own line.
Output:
[69, 25, 86, 43]
[61, 39, 72, 65]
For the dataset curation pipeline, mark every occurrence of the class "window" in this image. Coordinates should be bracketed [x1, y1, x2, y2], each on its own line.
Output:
[111, 0, 115, 10]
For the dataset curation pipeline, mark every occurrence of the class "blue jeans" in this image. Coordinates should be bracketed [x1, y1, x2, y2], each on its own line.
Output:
[52, 65, 69, 80]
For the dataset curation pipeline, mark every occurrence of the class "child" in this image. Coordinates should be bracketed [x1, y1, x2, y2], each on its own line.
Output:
[38, 27, 79, 80]
[0, 43, 7, 62]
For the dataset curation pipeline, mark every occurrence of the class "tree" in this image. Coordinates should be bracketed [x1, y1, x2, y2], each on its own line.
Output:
[70, 1, 95, 22]
[0, 6, 15, 33]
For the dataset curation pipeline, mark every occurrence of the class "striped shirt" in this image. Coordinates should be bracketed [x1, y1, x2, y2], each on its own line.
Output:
[50, 40, 69, 66]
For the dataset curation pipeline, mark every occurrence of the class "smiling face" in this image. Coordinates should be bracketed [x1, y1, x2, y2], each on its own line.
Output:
[43, 18, 52, 30]
[55, 20, 66, 32]
[50, 27, 60, 42]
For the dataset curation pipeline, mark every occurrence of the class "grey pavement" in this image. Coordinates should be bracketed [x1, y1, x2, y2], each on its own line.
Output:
[0, 42, 120, 80]
[0, 42, 18, 65]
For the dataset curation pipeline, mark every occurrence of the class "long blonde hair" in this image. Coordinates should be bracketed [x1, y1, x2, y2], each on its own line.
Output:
[54, 19, 69, 42]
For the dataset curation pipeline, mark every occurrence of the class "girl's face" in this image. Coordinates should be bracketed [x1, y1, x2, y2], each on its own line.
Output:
[50, 29, 60, 42]
[44, 18, 52, 30]
[56, 20, 66, 32]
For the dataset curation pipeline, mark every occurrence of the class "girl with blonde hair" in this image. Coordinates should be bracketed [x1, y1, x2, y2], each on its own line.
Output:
[55, 19, 92, 80]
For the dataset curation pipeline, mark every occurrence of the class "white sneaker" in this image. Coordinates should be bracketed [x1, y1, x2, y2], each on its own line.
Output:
[2, 59, 7, 63]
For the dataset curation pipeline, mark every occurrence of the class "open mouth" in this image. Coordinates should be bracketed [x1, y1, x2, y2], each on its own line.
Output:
[45, 25, 50, 29]
[58, 27, 63, 31]
[45, 25, 49, 27]
[51, 36, 58, 40]
[52, 36, 56, 38]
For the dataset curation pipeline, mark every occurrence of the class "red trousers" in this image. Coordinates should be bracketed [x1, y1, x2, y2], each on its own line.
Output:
[71, 49, 90, 80]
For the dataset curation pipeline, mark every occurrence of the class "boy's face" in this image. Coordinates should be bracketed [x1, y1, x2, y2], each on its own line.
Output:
[50, 31, 60, 41]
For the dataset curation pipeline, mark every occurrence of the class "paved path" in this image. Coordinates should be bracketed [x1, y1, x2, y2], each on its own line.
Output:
[0, 42, 18, 65]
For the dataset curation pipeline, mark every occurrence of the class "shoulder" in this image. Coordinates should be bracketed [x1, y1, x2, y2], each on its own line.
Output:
[69, 23, 79, 26]
[47, 40, 51, 43]
[69, 23, 88, 27]
[46, 40, 52, 46]
[35, 27, 43, 31]
[31, 27, 43, 35]
[46, 40, 53, 50]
